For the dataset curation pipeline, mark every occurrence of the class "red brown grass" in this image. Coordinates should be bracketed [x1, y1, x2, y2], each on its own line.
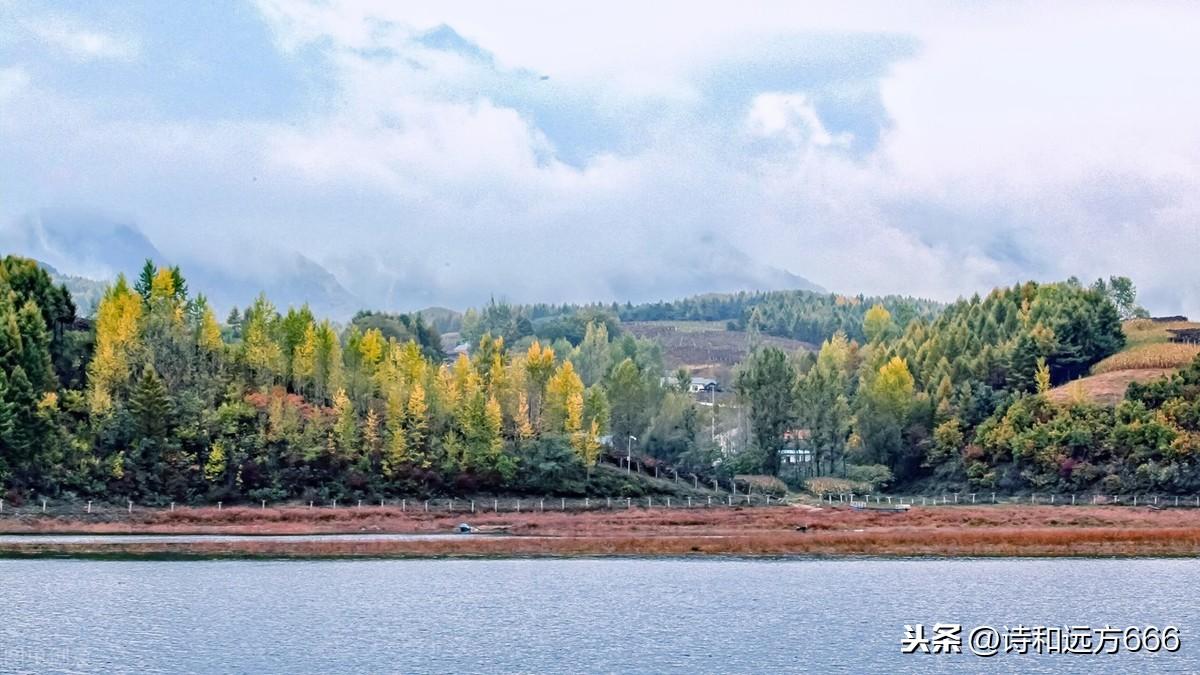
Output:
[3, 504, 1200, 558]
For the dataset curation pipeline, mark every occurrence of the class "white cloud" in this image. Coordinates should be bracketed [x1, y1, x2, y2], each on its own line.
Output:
[746, 93, 851, 148]
[0, 66, 30, 104]
[3, 1, 1200, 315]
[28, 15, 140, 62]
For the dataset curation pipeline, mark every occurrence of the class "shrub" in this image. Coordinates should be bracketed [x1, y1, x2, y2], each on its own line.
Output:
[845, 464, 895, 491]
[734, 474, 787, 496]
[805, 476, 871, 495]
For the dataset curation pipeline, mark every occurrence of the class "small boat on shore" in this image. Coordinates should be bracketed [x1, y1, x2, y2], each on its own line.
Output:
[456, 523, 513, 534]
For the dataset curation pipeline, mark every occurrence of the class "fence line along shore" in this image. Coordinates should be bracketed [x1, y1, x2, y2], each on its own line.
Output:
[1, 491, 1199, 518]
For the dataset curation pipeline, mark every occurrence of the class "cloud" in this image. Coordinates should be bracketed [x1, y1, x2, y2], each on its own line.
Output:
[746, 93, 852, 148]
[1, 1, 1199, 317]
[0, 66, 30, 103]
[27, 16, 140, 62]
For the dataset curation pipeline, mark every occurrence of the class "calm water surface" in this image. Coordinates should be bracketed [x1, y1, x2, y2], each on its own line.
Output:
[0, 558, 1196, 673]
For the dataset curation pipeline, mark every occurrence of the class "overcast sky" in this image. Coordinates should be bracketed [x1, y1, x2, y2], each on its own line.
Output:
[1, 1, 1198, 314]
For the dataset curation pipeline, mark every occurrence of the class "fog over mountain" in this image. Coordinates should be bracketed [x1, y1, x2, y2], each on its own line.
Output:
[2, 3, 1198, 316]
[0, 209, 359, 317]
[0, 208, 820, 317]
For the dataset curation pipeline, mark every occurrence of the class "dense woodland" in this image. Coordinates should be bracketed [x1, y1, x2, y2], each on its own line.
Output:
[1, 253, 1197, 504]
[459, 290, 943, 346]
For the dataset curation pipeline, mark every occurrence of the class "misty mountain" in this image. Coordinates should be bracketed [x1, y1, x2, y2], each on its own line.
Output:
[2, 209, 164, 282]
[2, 209, 825, 319]
[37, 261, 109, 317]
[1, 209, 360, 319]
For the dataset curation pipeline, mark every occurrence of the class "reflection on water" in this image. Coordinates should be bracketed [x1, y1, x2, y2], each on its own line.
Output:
[0, 558, 1197, 674]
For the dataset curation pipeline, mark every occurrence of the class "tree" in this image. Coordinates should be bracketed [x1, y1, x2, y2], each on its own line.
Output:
[129, 367, 173, 441]
[1034, 357, 1051, 395]
[571, 321, 611, 386]
[134, 258, 156, 303]
[607, 357, 649, 449]
[863, 304, 894, 343]
[405, 383, 430, 467]
[1094, 275, 1147, 321]
[736, 346, 797, 475]
[857, 356, 915, 473]
[523, 339, 556, 429]
[240, 294, 284, 387]
[383, 388, 409, 477]
[331, 388, 358, 462]
[797, 337, 852, 475]
[204, 442, 226, 483]
[88, 276, 143, 413]
[545, 361, 585, 433]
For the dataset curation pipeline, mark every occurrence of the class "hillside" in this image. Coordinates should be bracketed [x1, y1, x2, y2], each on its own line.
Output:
[1047, 318, 1200, 405]
[624, 320, 813, 381]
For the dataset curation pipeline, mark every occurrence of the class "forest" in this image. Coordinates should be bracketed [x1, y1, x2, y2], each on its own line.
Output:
[1, 253, 1197, 504]
[459, 289, 943, 346]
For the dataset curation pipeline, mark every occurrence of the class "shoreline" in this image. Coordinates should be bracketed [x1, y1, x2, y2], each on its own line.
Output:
[2, 504, 1199, 559]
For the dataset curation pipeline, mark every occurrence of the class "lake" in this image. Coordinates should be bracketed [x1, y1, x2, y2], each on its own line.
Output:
[0, 558, 1195, 673]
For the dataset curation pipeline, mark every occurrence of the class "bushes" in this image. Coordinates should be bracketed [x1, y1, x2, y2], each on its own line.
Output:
[844, 464, 894, 491]
[805, 476, 873, 495]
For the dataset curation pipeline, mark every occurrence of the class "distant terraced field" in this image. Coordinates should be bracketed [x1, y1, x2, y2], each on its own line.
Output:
[624, 321, 814, 379]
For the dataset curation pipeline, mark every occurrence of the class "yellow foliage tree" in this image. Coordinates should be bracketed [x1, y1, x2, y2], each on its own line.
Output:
[545, 361, 585, 433]
[406, 382, 429, 465]
[197, 305, 223, 354]
[88, 275, 143, 413]
[515, 391, 534, 440]
[292, 323, 317, 395]
[1035, 357, 1052, 395]
[204, 442, 226, 483]
[863, 304, 893, 343]
[383, 388, 408, 476]
[524, 339, 556, 428]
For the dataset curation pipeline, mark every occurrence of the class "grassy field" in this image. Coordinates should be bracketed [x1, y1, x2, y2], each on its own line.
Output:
[1046, 319, 1198, 405]
[1046, 369, 1176, 405]
[3, 504, 1200, 558]
[1120, 318, 1199, 347]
